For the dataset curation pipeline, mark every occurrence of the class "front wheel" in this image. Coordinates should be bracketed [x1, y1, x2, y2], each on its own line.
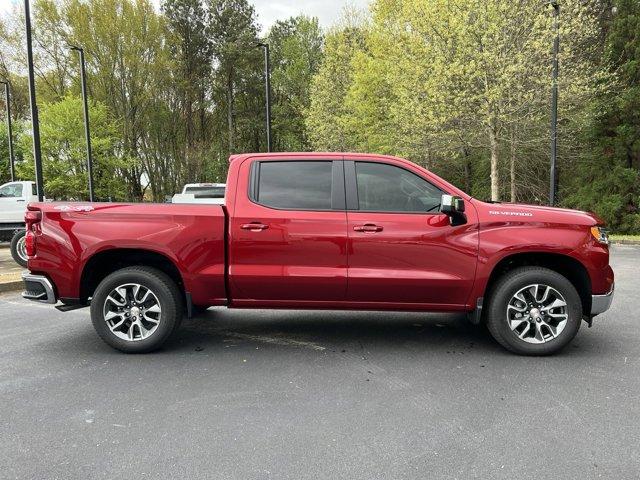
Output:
[90, 266, 184, 353]
[486, 267, 582, 356]
[10, 230, 28, 268]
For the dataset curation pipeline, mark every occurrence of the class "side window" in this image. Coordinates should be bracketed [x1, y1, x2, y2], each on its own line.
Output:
[32, 184, 37, 196]
[355, 162, 443, 213]
[254, 161, 333, 210]
[0, 183, 23, 198]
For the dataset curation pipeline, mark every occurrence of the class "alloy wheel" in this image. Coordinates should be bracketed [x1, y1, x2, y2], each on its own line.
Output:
[506, 283, 568, 344]
[102, 283, 162, 341]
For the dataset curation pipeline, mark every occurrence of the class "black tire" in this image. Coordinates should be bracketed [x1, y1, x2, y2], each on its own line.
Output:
[90, 266, 184, 353]
[486, 267, 582, 356]
[10, 230, 28, 268]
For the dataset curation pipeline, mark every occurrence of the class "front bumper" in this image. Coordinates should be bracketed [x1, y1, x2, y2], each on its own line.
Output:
[22, 272, 57, 304]
[591, 283, 614, 316]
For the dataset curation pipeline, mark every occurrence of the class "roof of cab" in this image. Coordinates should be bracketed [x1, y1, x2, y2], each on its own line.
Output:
[228, 152, 408, 163]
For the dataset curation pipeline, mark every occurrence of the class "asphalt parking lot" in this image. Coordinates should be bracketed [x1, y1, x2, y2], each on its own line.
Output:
[0, 246, 638, 480]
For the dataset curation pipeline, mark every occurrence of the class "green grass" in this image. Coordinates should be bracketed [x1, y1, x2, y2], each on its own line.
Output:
[610, 234, 640, 243]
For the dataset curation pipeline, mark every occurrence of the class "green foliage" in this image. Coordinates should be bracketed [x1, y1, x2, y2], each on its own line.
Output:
[306, 24, 368, 151]
[562, 0, 640, 232]
[268, 15, 323, 151]
[0, 135, 12, 185]
[16, 95, 125, 200]
[307, 0, 628, 224]
[0, 0, 324, 201]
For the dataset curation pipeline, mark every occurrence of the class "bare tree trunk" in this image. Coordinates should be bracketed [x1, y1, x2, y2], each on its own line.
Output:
[460, 146, 472, 193]
[510, 127, 516, 203]
[464, 160, 471, 194]
[489, 122, 500, 201]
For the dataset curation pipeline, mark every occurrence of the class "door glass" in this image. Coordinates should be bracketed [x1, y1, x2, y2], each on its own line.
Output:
[0, 183, 22, 198]
[355, 162, 442, 212]
[256, 161, 333, 210]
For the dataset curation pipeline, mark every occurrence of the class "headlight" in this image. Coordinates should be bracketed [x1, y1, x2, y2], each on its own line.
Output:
[590, 226, 609, 245]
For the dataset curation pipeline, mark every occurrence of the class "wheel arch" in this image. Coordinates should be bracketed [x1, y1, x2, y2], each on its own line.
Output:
[484, 252, 592, 316]
[79, 248, 185, 304]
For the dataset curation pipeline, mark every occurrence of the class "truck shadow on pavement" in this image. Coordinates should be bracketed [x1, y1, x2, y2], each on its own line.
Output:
[158, 307, 602, 357]
[36, 305, 613, 358]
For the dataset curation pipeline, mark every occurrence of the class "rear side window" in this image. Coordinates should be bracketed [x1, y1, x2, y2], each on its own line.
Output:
[254, 161, 333, 210]
[355, 162, 443, 212]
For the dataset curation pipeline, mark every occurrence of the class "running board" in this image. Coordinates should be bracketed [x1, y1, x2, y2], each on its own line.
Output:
[55, 303, 87, 312]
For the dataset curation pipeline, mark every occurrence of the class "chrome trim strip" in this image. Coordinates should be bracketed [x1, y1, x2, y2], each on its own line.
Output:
[21, 272, 56, 304]
[591, 283, 614, 316]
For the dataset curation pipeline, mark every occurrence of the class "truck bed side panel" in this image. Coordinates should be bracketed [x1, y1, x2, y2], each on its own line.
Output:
[28, 203, 226, 306]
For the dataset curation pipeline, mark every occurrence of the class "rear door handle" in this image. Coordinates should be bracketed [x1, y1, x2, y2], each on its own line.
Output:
[353, 224, 383, 233]
[241, 222, 269, 231]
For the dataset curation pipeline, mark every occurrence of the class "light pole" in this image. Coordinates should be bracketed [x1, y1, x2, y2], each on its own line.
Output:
[24, 0, 44, 201]
[256, 42, 272, 152]
[549, 0, 559, 206]
[0, 81, 15, 181]
[69, 45, 94, 201]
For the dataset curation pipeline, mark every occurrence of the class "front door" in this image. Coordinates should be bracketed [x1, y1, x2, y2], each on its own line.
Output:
[345, 160, 478, 309]
[0, 182, 27, 224]
[229, 158, 348, 305]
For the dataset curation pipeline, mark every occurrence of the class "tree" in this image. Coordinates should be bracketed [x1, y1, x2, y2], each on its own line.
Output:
[207, 0, 261, 154]
[65, 0, 171, 200]
[267, 15, 323, 151]
[306, 22, 368, 151]
[163, 0, 212, 166]
[564, 0, 640, 232]
[308, 0, 609, 203]
[16, 95, 124, 200]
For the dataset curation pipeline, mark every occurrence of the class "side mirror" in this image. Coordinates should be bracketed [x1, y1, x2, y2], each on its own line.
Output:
[440, 194, 466, 225]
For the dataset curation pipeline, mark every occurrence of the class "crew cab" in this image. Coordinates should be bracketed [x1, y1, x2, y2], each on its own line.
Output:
[21, 153, 614, 355]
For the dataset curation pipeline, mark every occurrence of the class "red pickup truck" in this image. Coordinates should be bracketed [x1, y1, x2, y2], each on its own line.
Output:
[21, 153, 614, 355]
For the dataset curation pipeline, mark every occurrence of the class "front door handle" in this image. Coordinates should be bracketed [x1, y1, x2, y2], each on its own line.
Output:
[353, 224, 383, 233]
[241, 222, 269, 231]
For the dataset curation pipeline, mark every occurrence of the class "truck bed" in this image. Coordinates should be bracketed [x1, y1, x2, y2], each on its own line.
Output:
[27, 202, 227, 306]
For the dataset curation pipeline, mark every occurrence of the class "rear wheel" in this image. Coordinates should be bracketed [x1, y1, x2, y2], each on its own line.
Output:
[90, 266, 183, 353]
[486, 267, 582, 355]
[10, 230, 28, 268]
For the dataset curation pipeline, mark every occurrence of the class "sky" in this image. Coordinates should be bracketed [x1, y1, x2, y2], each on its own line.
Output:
[248, 0, 369, 31]
[0, 0, 370, 32]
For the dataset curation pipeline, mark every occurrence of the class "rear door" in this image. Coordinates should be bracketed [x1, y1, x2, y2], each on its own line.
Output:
[0, 182, 27, 223]
[228, 158, 348, 305]
[345, 159, 478, 308]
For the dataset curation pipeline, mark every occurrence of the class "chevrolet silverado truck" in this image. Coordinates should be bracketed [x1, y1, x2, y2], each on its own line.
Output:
[20, 153, 614, 355]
